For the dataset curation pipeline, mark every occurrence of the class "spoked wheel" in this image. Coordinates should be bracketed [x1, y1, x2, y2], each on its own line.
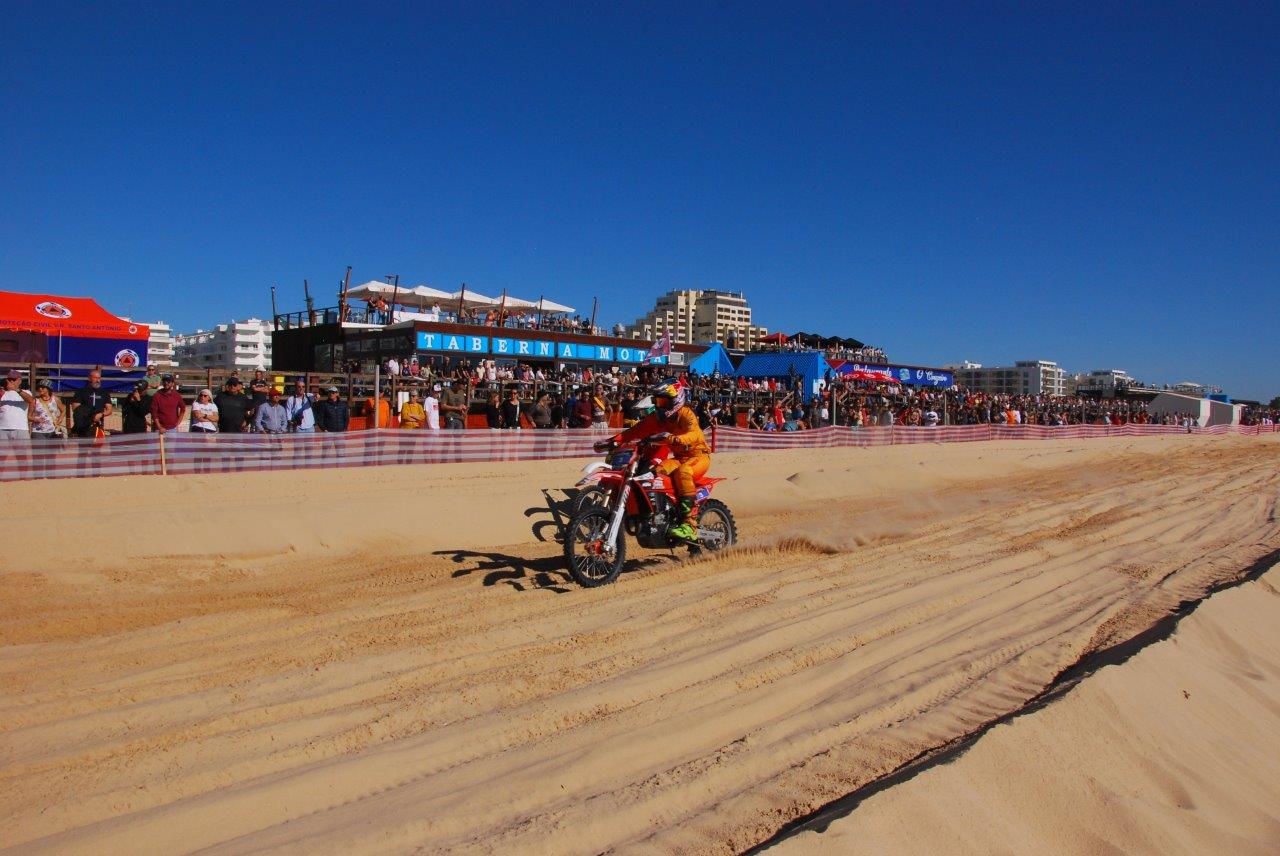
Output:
[571, 484, 609, 518]
[564, 508, 627, 587]
[695, 499, 737, 552]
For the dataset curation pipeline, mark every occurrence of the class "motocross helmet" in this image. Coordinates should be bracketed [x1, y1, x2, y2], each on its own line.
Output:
[649, 380, 684, 419]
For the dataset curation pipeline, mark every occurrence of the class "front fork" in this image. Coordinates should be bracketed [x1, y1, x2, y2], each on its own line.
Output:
[603, 483, 631, 555]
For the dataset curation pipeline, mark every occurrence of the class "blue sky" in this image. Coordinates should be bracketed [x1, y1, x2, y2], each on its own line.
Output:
[2, 3, 1277, 399]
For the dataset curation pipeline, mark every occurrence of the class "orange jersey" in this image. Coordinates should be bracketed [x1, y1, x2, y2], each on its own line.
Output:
[616, 406, 710, 458]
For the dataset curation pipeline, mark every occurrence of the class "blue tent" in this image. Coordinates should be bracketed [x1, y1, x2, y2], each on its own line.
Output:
[687, 342, 735, 377]
[734, 351, 829, 402]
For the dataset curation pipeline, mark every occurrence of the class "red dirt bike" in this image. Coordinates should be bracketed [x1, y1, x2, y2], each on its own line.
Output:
[563, 436, 737, 587]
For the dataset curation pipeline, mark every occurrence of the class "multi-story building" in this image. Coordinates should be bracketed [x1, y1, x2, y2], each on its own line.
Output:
[121, 318, 178, 367]
[147, 321, 177, 367]
[1070, 368, 1133, 396]
[954, 360, 1066, 396]
[175, 319, 274, 372]
[626, 289, 767, 348]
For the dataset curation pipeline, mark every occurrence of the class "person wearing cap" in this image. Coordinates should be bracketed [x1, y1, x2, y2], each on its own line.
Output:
[121, 381, 153, 434]
[284, 379, 316, 432]
[29, 379, 66, 441]
[439, 378, 467, 429]
[313, 386, 349, 433]
[150, 374, 186, 433]
[254, 388, 289, 434]
[1, 369, 36, 441]
[398, 389, 426, 430]
[423, 384, 441, 430]
[214, 376, 251, 433]
[69, 369, 113, 439]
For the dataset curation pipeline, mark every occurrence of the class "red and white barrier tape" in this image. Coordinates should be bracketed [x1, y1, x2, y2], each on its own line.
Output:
[0, 423, 1274, 482]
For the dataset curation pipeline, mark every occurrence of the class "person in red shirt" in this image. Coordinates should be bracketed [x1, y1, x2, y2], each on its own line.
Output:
[149, 374, 187, 433]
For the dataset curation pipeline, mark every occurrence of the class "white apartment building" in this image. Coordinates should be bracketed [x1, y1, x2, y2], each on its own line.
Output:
[626, 289, 768, 348]
[954, 360, 1067, 396]
[174, 318, 274, 371]
[1077, 369, 1133, 394]
[121, 318, 178, 367]
[147, 321, 177, 367]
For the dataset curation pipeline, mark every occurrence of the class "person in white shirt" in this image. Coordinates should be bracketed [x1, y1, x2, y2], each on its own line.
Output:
[190, 389, 219, 432]
[424, 385, 441, 430]
[285, 380, 316, 432]
[1, 369, 35, 440]
[387, 357, 400, 377]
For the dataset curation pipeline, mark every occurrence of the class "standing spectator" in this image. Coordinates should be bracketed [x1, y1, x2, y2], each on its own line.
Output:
[285, 379, 316, 432]
[29, 379, 66, 441]
[142, 364, 162, 393]
[363, 390, 392, 428]
[501, 388, 522, 429]
[254, 388, 289, 433]
[574, 388, 594, 428]
[424, 385, 441, 430]
[69, 369, 113, 438]
[549, 393, 566, 429]
[314, 386, 350, 432]
[530, 393, 551, 429]
[1, 369, 34, 440]
[121, 381, 153, 433]
[484, 392, 502, 429]
[150, 374, 186, 433]
[214, 377, 251, 433]
[190, 389, 219, 432]
[399, 390, 426, 429]
[590, 384, 609, 428]
[248, 370, 271, 428]
[440, 380, 468, 429]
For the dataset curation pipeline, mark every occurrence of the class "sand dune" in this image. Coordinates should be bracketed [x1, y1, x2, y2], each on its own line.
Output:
[770, 565, 1280, 855]
[2, 434, 1277, 853]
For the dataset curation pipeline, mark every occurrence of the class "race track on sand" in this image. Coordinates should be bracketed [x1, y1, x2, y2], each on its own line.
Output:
[2, 434, 1278, 854]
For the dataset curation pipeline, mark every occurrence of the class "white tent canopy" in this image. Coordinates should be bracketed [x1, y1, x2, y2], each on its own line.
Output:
[534, 297, 575, 314]
[446, 290, 500, 309]
[348, 281, 453, 310]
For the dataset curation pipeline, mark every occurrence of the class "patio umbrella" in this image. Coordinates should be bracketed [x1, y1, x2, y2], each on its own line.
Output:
[759, 332, 789, 345]
[533, 297, 575, 314]
[446, 290, 500, 309]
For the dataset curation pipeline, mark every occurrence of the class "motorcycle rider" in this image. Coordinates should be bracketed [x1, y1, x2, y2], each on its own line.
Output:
[596, 380, 711, 543]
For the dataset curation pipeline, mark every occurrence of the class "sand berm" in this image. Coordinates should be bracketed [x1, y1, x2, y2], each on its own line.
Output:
[2, 433, 1278, 853]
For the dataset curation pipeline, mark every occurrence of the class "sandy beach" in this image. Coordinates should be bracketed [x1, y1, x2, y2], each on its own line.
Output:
[3, 433, 1278, 853]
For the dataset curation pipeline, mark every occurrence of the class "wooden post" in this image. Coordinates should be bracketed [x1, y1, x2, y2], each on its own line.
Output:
[338, 266, 352, 323]
[457, 283, 467, 321]
[158, 430, 168, 476]
[304, 279, 315, 326]
[589, 297, 598, 335]
[270, 285, 279, 331]
[387, 274, 400, 325]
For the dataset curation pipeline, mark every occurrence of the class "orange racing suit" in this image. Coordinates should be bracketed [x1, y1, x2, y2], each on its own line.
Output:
[613, 406, 711, 504]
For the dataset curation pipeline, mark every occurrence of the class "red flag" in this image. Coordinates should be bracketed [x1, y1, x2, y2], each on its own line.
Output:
[644, 332, 671, 364]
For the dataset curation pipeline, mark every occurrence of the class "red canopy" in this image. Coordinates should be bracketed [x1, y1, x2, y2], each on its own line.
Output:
[0, 291, 148, 340]
[758, 332, 788, 344]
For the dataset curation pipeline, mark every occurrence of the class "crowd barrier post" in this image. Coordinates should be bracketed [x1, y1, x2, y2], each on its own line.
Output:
[373, 364, 381, 430]
[158, 431, 168, 476]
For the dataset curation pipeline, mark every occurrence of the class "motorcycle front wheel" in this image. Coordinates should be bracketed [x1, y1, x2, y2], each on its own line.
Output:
[571, 484, 609, 518]
[564, 508, 627, 587]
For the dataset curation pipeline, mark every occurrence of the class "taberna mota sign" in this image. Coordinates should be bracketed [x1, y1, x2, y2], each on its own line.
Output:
[415, 332, 665, 364]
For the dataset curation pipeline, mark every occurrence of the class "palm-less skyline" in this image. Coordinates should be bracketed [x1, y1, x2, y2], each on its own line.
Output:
[2, 4, 1276, 399]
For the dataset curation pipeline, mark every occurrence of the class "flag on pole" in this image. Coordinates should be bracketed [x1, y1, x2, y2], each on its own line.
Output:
[644, 332, 671, 364]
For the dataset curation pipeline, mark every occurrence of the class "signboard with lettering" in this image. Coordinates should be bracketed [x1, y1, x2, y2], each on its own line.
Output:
[416, 331, 666, 364]
[841, 362, 954, 387]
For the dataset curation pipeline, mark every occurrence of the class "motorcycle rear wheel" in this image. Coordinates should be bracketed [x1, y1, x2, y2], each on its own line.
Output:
[697, 500, 737, 552]
[564, 508, 627, 587]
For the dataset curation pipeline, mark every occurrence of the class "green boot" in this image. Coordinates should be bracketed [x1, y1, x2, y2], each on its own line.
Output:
[668, 498, 699, 543]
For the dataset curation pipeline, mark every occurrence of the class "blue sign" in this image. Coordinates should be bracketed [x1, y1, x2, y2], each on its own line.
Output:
[416, 331, 667, 364]
[842, 362, 954, 387]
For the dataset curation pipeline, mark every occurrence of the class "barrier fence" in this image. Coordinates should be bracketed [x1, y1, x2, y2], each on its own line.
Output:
[1, 423, 1276, 483]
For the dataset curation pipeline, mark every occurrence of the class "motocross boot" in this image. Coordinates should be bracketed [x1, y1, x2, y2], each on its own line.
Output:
[668, 498, 700, 543]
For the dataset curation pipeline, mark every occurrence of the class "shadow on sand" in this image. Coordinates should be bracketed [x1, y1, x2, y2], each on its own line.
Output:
[435, 487, 674, 593]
